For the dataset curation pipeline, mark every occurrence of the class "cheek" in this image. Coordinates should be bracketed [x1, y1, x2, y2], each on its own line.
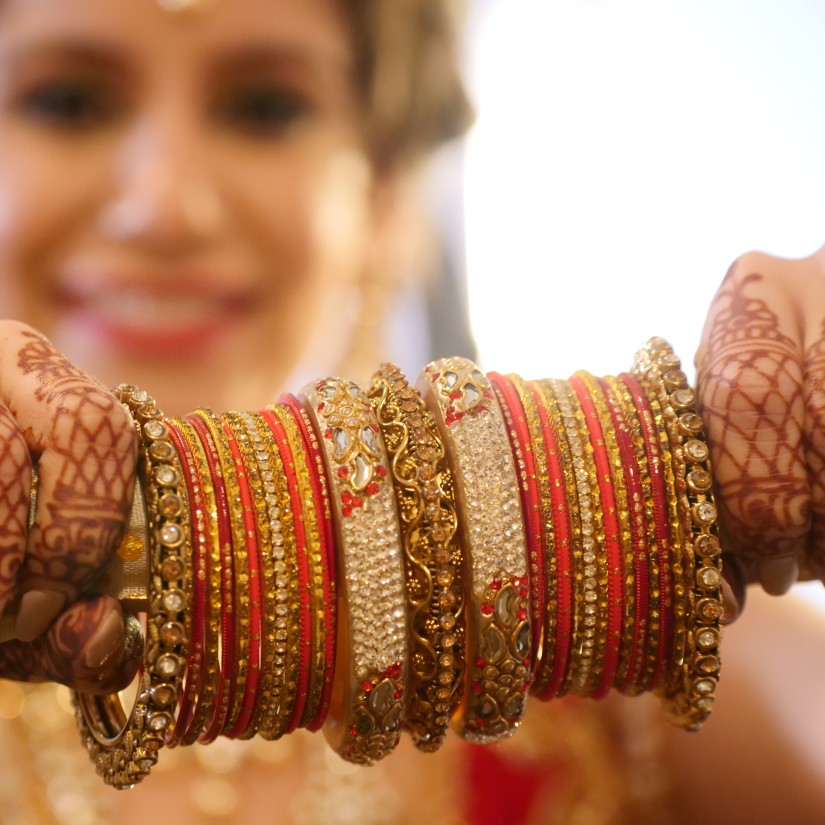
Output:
[0, 134, 102, 319]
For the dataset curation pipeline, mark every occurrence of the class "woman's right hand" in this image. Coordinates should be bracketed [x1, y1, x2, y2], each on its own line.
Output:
[0, 321, 140, 693]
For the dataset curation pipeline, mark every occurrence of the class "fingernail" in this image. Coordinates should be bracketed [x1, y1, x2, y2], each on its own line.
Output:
[14, 589, 67, 642]
[84, 610, 125, 670]
[757, 556, 800, 596]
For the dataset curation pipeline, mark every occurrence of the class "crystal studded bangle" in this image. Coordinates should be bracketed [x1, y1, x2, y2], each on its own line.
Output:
[418, 358, 531, 743]
[632, 338, 723, 731]
[368, 363, 465, 753]
[74, 385, 191, 789]
[300, 378, 408, 765]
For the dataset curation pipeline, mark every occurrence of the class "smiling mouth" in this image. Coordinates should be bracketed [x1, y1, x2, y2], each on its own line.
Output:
[57, 284, 260, 356]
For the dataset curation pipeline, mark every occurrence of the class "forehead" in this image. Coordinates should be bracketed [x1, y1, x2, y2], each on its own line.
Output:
[0, 0, 353, 68]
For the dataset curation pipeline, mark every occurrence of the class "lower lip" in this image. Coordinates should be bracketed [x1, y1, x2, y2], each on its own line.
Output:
[67, 310, 240, 359]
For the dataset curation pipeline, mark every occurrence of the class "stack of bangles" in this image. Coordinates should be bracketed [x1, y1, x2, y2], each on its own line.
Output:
[72, 338, 724, 788]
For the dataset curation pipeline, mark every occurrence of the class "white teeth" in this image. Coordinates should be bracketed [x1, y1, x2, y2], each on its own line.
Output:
[91, 288, 221, 328]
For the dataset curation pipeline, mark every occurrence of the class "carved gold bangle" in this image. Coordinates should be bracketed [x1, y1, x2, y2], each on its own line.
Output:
[418, 358, 530, 744]
[74, 386, 191, 789]
[300, 378, 408, 765]
[368, 363, 465, 753]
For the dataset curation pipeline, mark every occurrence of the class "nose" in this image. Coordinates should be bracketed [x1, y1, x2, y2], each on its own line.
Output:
[100, 115, 225, 255]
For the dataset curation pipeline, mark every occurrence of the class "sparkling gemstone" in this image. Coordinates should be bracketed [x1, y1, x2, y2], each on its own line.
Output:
[679, 413, 703, 434]
[361, 425, 379, 454]
[160, 621, 184, 646]
[698, 598, 723, 621]
[159, 494, 182, 518]
[157, 654, 181, 677]
[697, 655, 720, 674]
[696, 629, 718, 650]
[671, 388, 695, 409]
[685, 440, 709, 462]
[353, 453, 371, 489]
[463, 383, 480, 406]
[162, 589, 185, 613]
[693, 502, 717, 525]
[160, 523, 183, 547]
[146, 712, 172, 732]
[150, 684, 176, 706]
[144, 420, 168, 440]
[694, 678, 715, 695]
[584, 591, 597, 603]
[694, 534, 721, 558]
[698, 567, 721, 589]
[687, 470, 712, 492]
[131, 390, 150, 404]
[332, 428, 351, 458]
[664, 368, 687, 388]
[150, 441, 175, 461]
[161, 556, 184, 580]
[154, 466, 178, 486]
[695, 696, 714, 713]
[443, 371, 458, 390]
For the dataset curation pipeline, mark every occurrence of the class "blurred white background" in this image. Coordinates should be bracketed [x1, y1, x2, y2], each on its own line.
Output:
[461, 0, 825, 606]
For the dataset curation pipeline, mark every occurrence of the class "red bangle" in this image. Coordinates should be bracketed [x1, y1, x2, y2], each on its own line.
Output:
[529, 380, 574, 698]
[599, 378, 650, 695]
[281, 394, 337, 731]
[220, 414, 265, 739]
[620, 374, 674, 692]
[570, 373, 624, 699]
[260, 408, 312, 734]
[488, 372, 545, 666]
[187, 412, 236, 744]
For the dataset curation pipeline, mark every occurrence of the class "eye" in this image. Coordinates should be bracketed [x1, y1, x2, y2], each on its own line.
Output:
[218, 86, 312, 137]
[17, 79, 116, 130]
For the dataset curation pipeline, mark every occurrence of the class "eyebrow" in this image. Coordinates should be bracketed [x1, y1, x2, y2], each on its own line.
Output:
[0, 39, 130, 74]
[210, 42, 354, 83]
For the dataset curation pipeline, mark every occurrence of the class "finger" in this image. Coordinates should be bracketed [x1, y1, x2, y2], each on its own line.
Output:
[0, 595, 142, 693]
[0, 323, 137, 640]
[0, 404, 32, 616]
[720, 553, 746, 625]
[696, 257, 809, 593]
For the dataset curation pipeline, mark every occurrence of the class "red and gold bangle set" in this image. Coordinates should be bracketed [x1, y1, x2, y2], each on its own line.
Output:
[73, 338, 724, 789]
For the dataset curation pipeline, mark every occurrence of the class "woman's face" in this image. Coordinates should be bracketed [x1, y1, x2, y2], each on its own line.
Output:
[0, 0, 381, 415]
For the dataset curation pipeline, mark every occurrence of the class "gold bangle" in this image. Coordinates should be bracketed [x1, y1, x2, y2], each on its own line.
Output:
[633, 338, 723, 730]
[74, 386, 191, 788]
[301, 378, 408, 765]
[418, 358, 530, 744]
[368, 363, 465, 753]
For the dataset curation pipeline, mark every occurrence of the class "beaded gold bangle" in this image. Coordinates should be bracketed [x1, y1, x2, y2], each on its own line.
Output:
[258, 409, 303, 740]
[74, 386, 191, 789]
[418, 358, 530, 743]
[368, 363, 465, 753]
[632, 338, 723, 731]
[300, 378, 408, 765]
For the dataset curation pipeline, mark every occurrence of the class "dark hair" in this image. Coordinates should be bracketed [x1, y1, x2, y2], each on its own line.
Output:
[345, 0, 473, 168]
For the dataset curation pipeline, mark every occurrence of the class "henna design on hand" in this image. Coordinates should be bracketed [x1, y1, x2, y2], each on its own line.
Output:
[802, 320, 825, 577]
[0, 407, 31, 614]
[15, 331, 136, 589]
[697, 270, 810, 572]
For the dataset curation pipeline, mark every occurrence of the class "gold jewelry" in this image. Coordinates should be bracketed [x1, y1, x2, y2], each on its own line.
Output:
[418, 358, 530, 744]
[368, 363, 465, 753]
[300, 378, 408, 765]
[74, 386, 191, 788]
[632, 339, 723, 731]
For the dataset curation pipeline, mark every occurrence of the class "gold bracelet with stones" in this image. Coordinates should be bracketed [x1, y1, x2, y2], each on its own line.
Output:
[74, 385, 191, 789]
[633, 339, 723, 731]
[368, 363, 465, 753]
[241, 411, 292, 740]
[255, 407, 303, 741]
[300, 378, 408, 765]
[418, 358, 530, 744]
[268, 402, 327, 731]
